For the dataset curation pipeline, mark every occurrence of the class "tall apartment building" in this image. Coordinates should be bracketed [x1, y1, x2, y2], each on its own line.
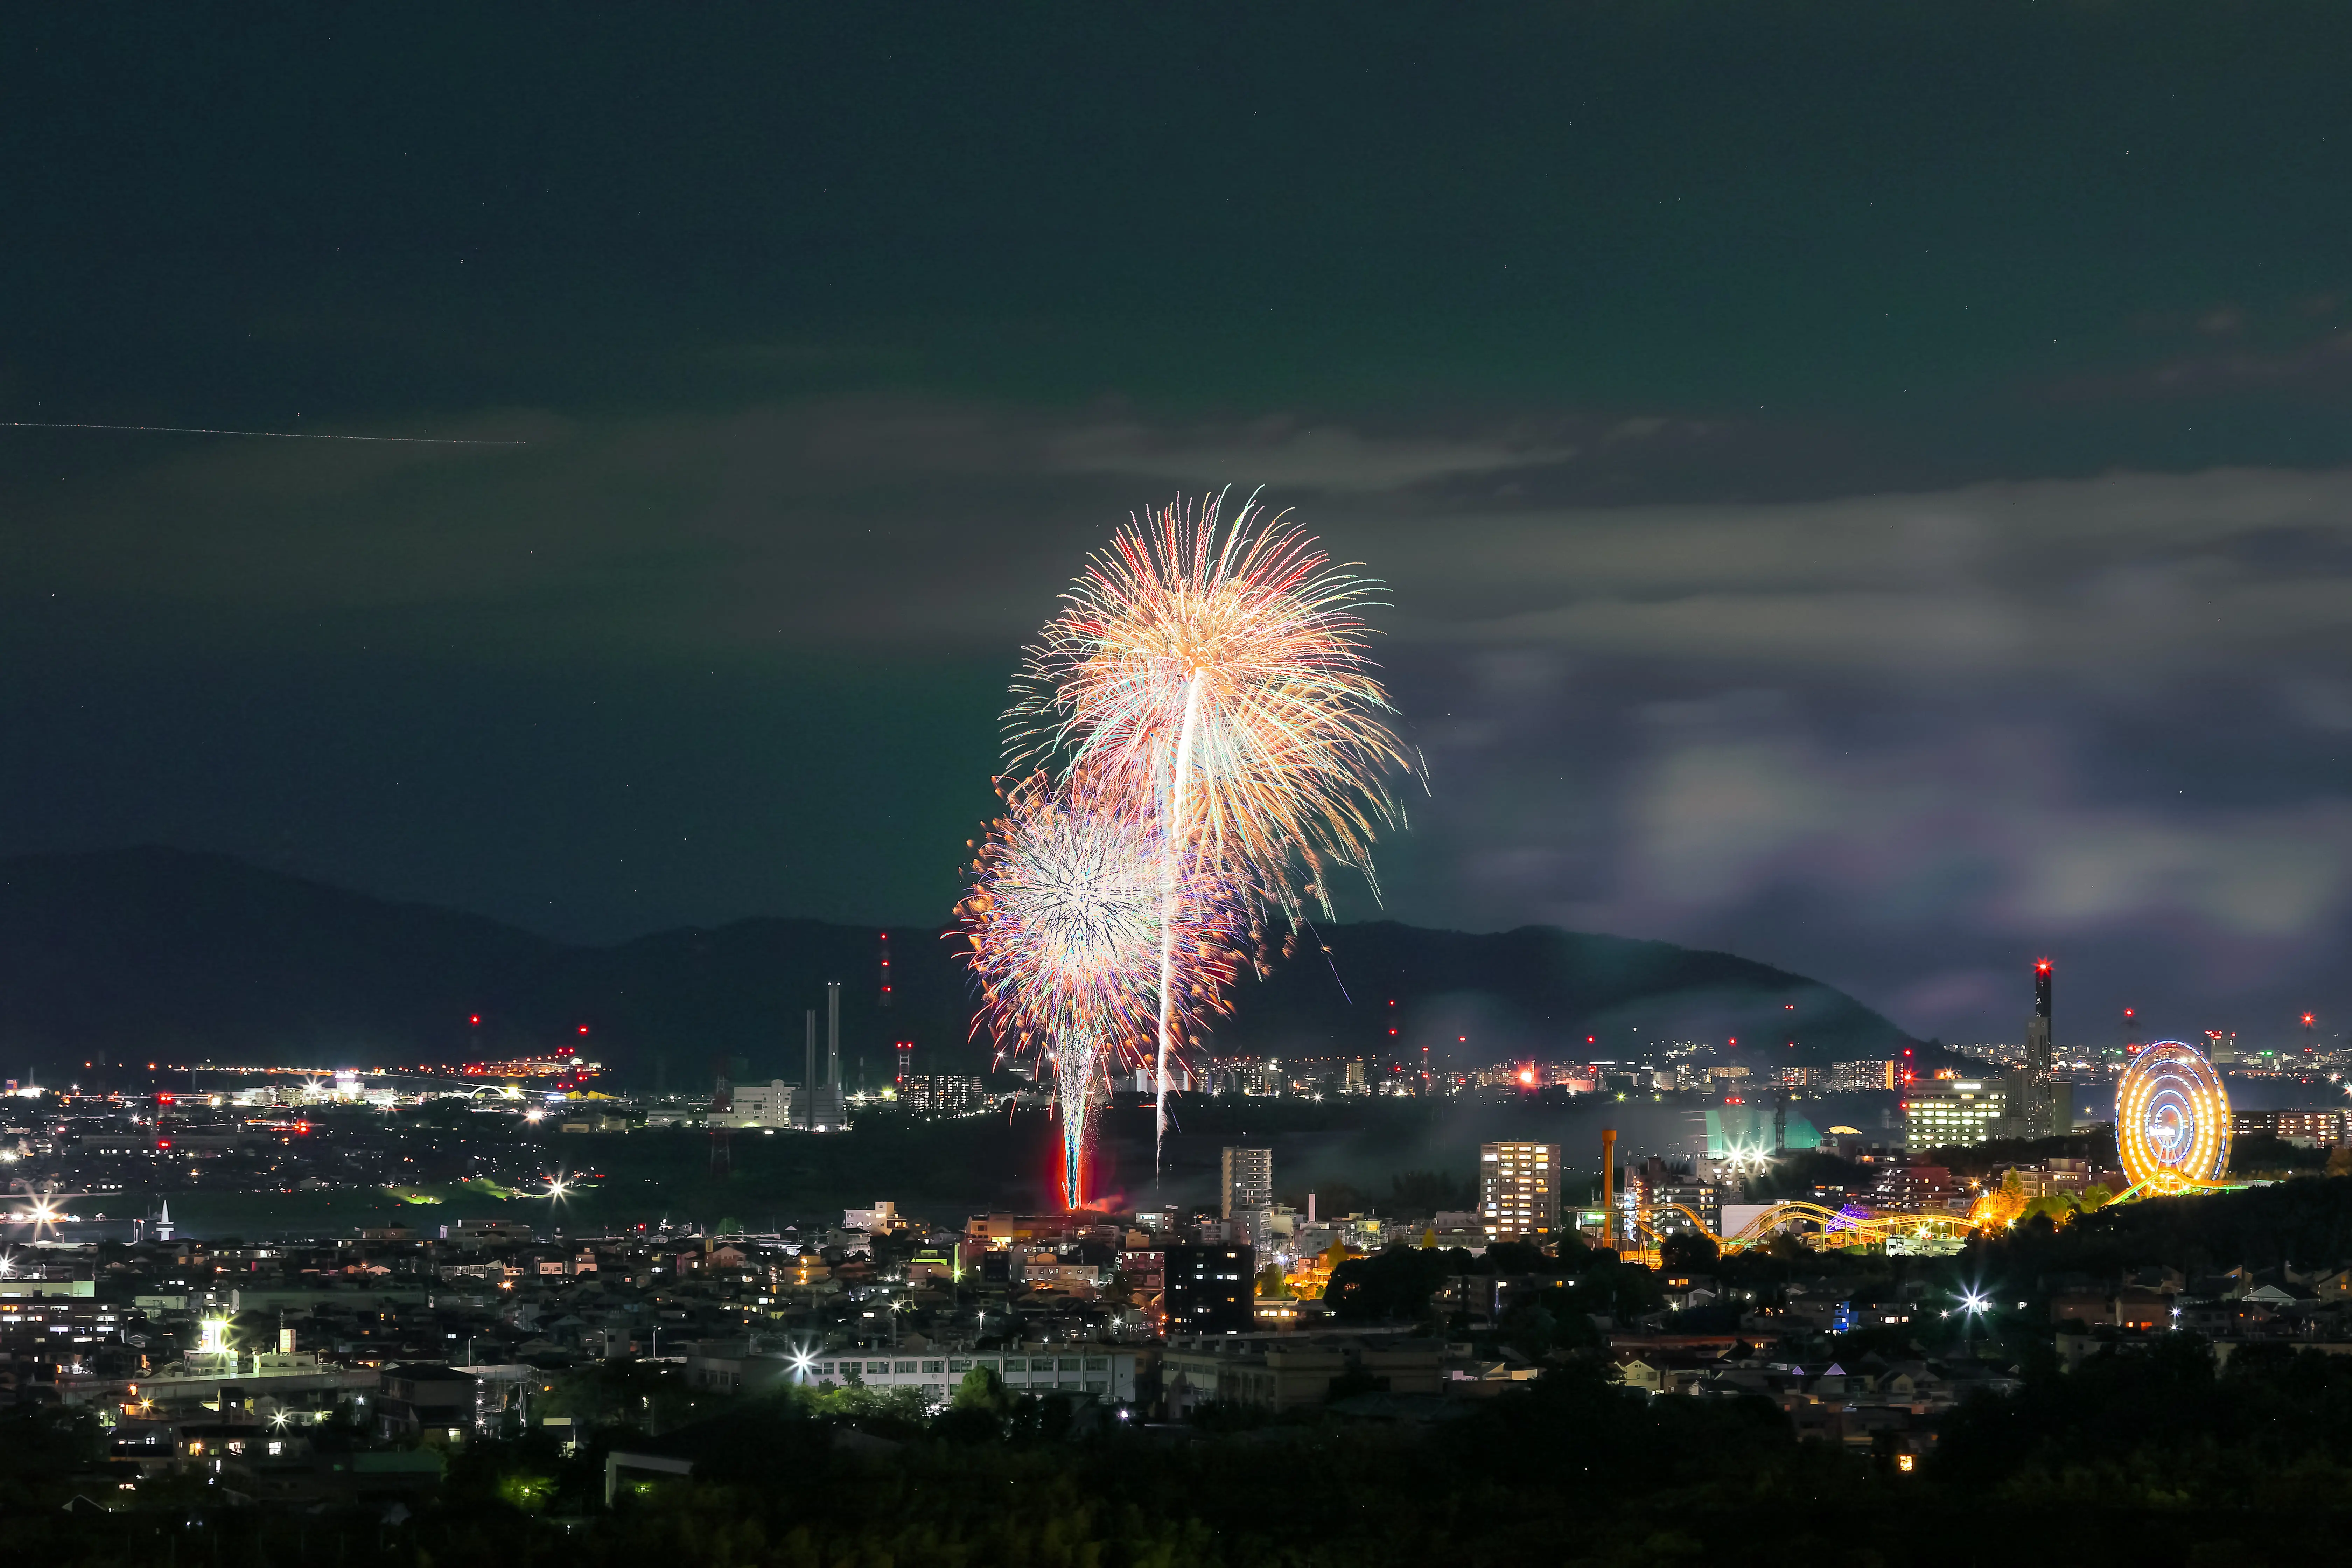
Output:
[1162, 1244, 1255, 1335]
[1905, 1079, 2006, 1148]
[1478, 1140, 1561, 1242]
[1221, 1147, 1274, 1220]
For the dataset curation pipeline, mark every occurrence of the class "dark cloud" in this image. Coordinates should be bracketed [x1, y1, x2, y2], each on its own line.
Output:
[6, 397, 2350, 1048]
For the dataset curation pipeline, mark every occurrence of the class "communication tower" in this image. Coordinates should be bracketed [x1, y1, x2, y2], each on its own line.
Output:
[2008, 959, 2068, 1138]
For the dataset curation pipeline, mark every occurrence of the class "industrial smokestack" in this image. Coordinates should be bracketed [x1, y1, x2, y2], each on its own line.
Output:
[1601, 1128, 1619, 1250]
[805, 1009, 817, 1130]
[827, 982, 840, 1089]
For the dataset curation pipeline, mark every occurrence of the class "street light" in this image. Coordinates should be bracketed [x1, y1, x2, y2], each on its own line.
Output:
[1958, 1289, 1989, 1354]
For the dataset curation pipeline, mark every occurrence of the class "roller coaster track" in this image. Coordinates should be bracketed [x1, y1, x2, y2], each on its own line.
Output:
[2108, 1176, 2248, 1202]
[1629, 1172, 2255, 1256]
[1632, 1199, 1992, 1253]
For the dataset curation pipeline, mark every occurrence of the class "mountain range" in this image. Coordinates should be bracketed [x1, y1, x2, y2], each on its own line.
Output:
[0, 847, 1921, 1085]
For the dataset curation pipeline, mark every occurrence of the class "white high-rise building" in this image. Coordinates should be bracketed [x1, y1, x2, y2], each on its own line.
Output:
[1479, 1140, 1561, 1242]
[1221, 1146, 1273, 1220]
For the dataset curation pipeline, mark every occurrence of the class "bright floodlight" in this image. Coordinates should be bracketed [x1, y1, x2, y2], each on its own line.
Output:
[1961, 1292, 1989, 1313]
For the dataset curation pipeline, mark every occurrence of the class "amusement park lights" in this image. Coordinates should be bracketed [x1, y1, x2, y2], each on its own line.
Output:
[2115, 1040, 2233, 1194]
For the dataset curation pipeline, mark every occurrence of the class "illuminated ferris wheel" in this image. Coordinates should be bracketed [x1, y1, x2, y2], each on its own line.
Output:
[2115, 1040, 2232, 1193]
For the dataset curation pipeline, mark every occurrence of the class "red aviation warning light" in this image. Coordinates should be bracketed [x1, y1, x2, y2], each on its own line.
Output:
[879, 931, 893, 1008]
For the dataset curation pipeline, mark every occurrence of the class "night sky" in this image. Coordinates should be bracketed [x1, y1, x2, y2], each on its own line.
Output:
[5, 8, 2351, 1050]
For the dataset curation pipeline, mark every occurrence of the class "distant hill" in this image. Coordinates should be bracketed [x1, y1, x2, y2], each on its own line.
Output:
[0, 847, 1919, 1085]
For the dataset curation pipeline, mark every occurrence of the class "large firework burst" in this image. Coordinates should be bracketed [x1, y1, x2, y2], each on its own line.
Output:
[1005, 491, 1419, 1165]
[960, 771, 1241, 1208]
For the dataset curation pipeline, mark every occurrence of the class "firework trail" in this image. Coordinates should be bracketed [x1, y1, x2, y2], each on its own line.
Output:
[1006, 491, 1420, 1172]
[960, 772, 1241, 1209]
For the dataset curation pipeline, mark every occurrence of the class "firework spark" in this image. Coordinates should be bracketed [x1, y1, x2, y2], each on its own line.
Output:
[1006, 491, 1419, 1167]
[960, 772, 1241, 1208]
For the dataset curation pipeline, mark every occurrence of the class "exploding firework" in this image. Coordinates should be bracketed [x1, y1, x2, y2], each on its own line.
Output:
[960, 772, 1241, 1208]
[1006, 491, 1419, 1164]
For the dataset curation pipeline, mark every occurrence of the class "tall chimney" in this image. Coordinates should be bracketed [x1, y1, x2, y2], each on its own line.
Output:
[1601, 1128, 1619, 1250]
[827, 982, 841, 1091]
[805, 1010, 817, 1130]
